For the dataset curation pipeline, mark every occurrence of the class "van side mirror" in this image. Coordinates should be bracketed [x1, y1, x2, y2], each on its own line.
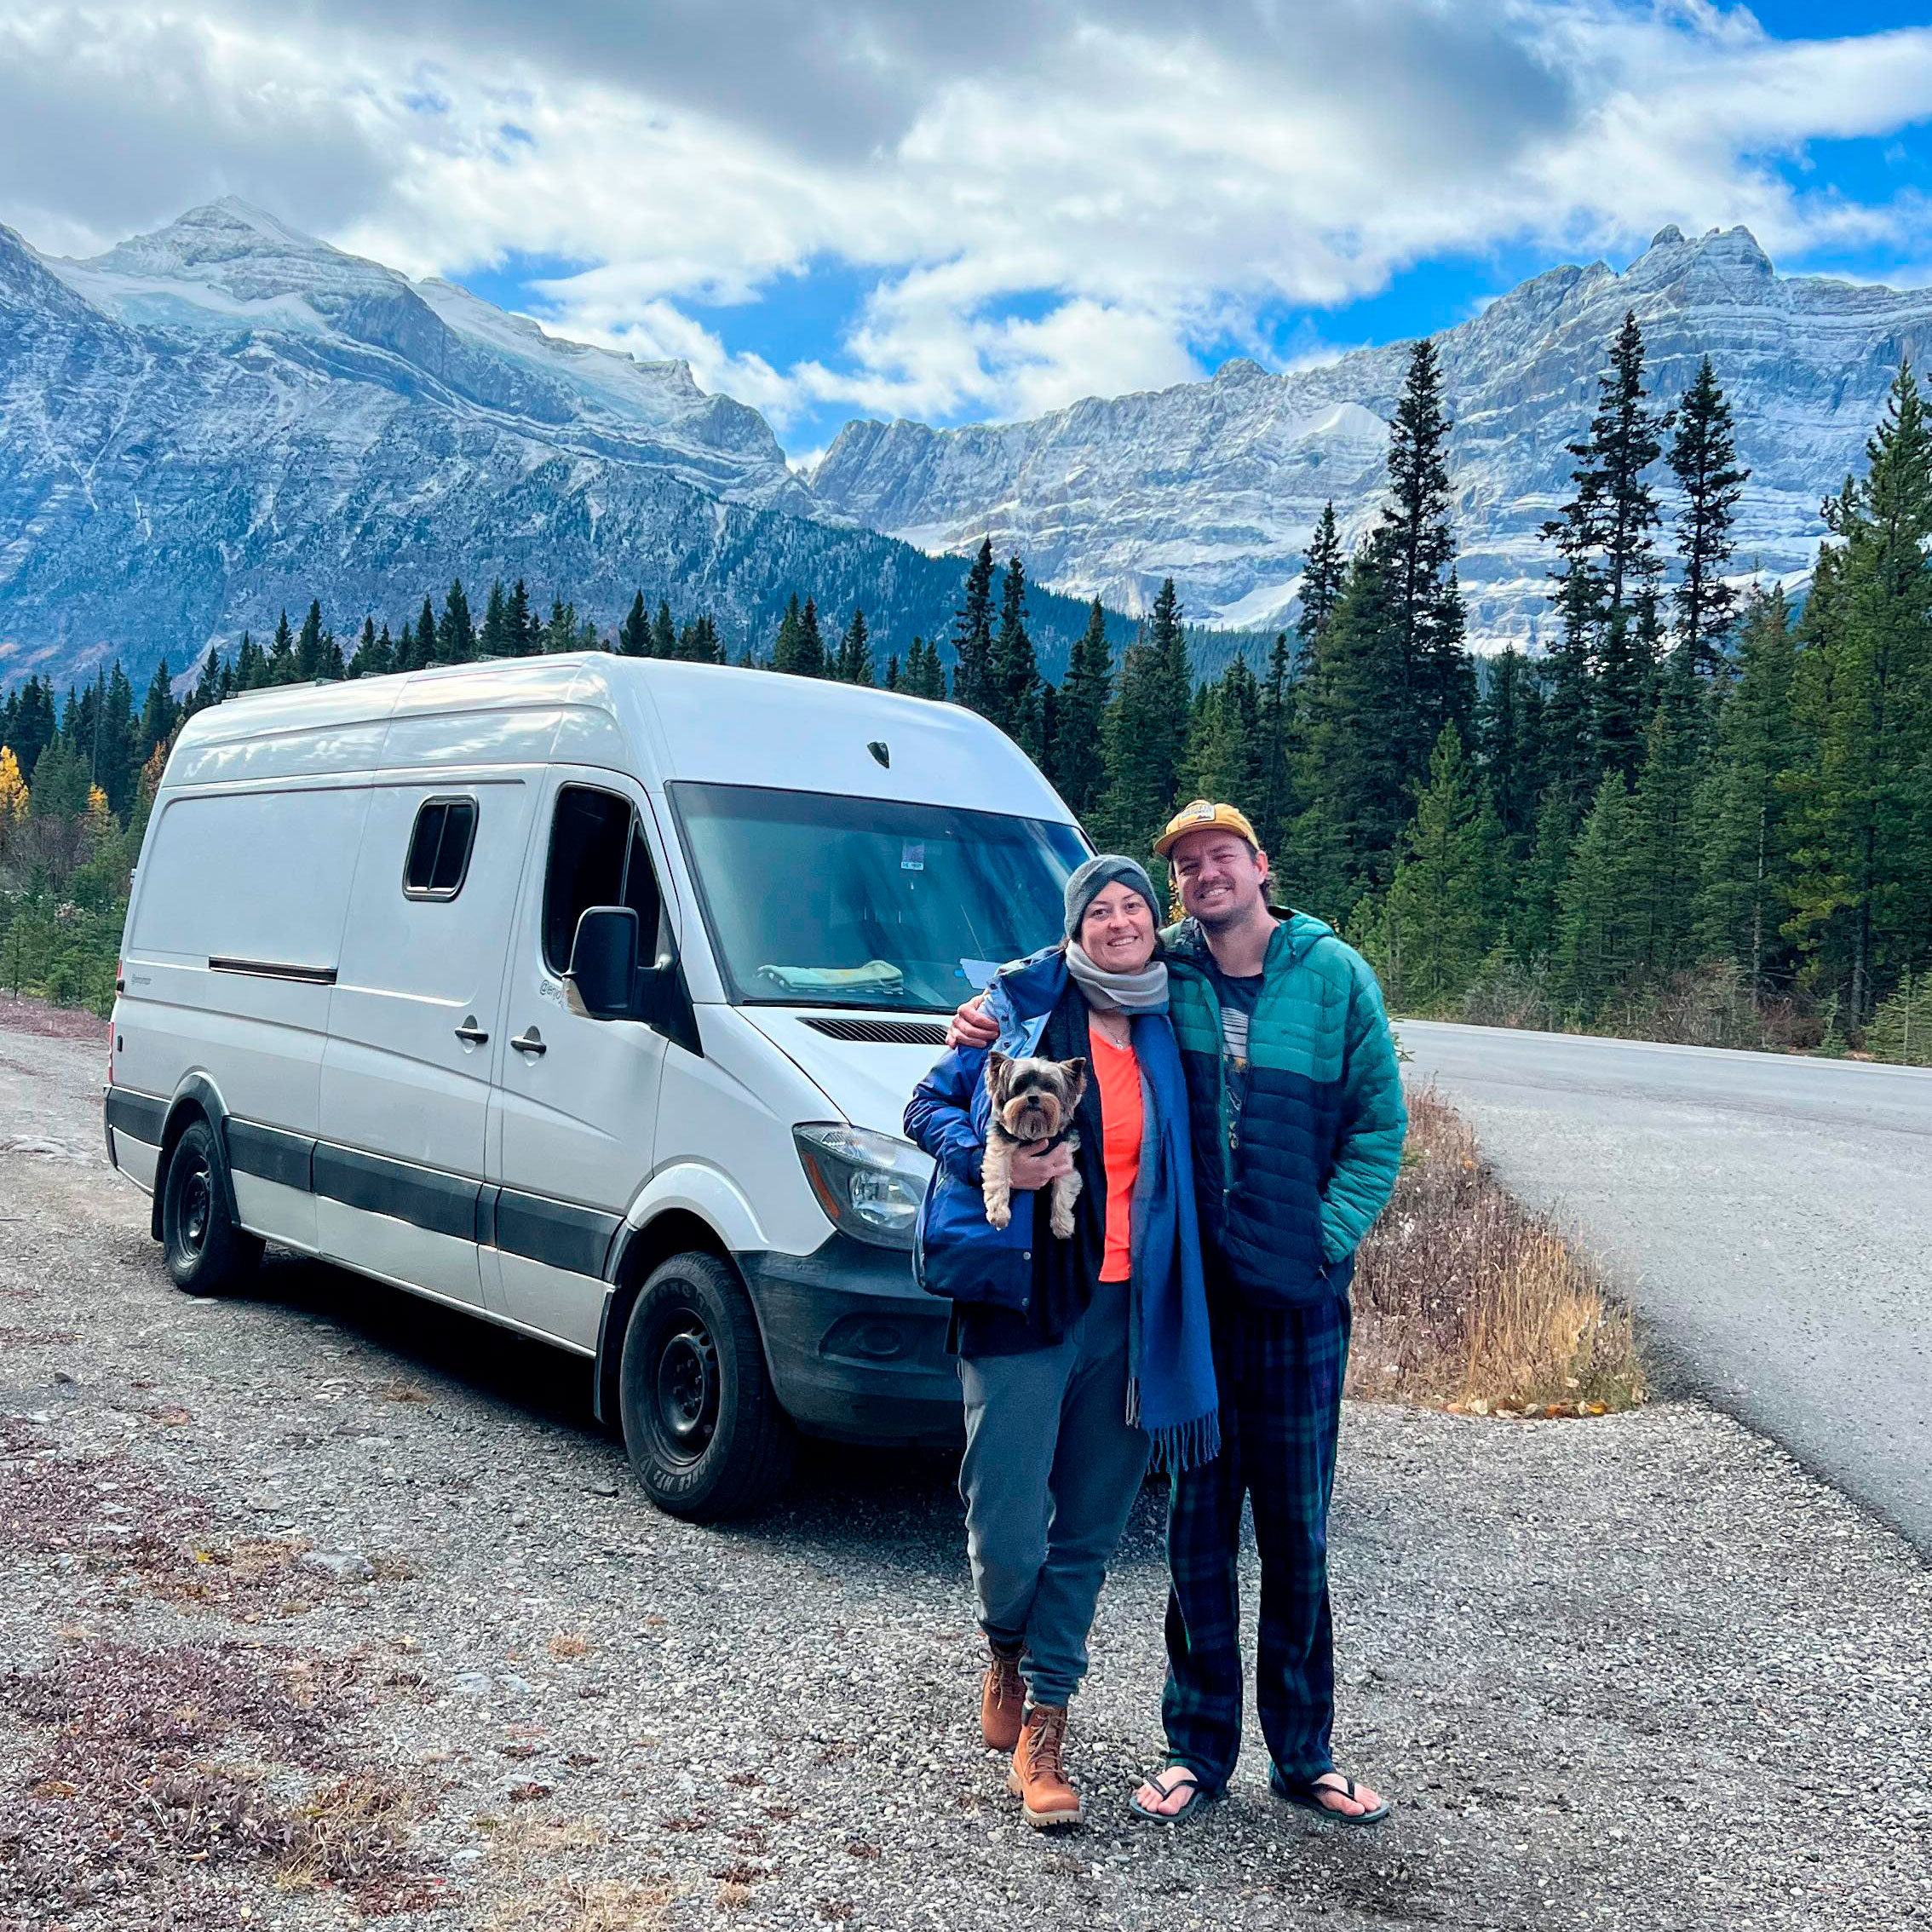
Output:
[566, 906, 639, 1021]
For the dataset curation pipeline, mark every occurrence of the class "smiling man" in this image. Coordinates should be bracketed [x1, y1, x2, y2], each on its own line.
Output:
[1127, 799, 1406, 1829]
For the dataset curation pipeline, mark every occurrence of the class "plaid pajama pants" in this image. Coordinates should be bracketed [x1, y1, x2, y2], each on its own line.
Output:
[1161, 1291, 1351, 1791]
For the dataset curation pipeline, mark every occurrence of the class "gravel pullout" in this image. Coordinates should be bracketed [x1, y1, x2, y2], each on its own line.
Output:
[2, 1025, 1928, 1931]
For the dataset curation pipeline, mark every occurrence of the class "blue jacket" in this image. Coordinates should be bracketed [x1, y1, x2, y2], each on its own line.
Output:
[903, 946, 1199, 1318]
[1164, 910, 1406, 1308]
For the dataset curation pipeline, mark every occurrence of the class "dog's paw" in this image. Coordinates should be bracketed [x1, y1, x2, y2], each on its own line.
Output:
[1048, 1209, 1074, 1239]
[985, 1201, 1012, 1230]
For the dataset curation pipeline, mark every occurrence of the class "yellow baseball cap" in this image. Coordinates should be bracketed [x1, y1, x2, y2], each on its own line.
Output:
[1154, 798, 1259, 857]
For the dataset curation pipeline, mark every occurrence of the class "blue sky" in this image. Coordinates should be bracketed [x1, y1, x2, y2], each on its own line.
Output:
[9, 1, 1932, 460]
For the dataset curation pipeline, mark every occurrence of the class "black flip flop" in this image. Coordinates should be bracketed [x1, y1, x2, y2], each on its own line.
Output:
[1129, 1766, 1220, 1826]
[1269, 1767, 1392, 1828]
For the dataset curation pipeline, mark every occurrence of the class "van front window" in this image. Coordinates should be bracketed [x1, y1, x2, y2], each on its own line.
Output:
[670, 784, 1090, 1011]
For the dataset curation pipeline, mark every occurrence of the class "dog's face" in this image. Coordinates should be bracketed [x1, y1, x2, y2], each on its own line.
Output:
[985, 1051, 1088, 1143]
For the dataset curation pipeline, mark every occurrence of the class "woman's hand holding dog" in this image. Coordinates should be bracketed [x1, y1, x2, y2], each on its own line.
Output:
[1008, 1141, 1074, 1192]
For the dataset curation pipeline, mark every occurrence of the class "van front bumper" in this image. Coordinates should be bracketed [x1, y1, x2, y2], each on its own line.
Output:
[737, 1234, 961, 1448]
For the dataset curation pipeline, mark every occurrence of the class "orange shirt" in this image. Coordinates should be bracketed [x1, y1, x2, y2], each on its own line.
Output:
[1090, 1027, 1144, 1283]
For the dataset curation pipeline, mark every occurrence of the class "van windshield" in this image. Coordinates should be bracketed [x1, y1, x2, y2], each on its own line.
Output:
[670, 783, 1090, 1011]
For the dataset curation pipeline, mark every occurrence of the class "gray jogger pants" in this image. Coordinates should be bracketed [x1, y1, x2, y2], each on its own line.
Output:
[956, 1273, 1153, 1709]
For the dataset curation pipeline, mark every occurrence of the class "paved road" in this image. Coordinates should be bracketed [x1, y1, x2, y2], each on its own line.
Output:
[1398, 1021, 1932, 1557]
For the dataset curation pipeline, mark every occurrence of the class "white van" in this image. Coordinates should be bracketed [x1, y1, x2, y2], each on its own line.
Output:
[105, 653, 1089, 1518]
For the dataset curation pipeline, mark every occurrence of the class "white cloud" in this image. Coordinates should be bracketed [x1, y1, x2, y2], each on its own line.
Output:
[5, 1, 1932, 427]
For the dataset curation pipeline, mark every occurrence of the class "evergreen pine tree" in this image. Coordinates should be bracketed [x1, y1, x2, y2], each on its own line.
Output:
[1181, 657, 1264, 809]
[1538, 493, 1606, 812]
[1510, 789, 1575, 966]
[8, 678, 57, 781]
[1629, 651, 1705, 980]
[618, 591, 650, 657]
[1052, 599, 1113, 822]
[1381, 726, 1491, 1010]
[506, 579, 534, 655]
[296, 601, 326, 681]
[1785, 363, 1932, 1022]
[883, 653, 901, 692]
[1373, 336, 1466, 773]
[187, 649, 223, 714]
[989, 557, 1040, 750]
[901, 635, 946, 701]
[1095, 582, 1191, 865]
[140, 659, 179, 754]
[1296, 503, 1347, 675]
[480, 578, 509, 658]
[233, 631, 266, 691]
[1693, 586, 1798, 999]
[653, 600, 677, 659]
[1254, 630, 1298, 859]
[1669, 355, 1750, 677]
[951, 538, 998, 715]
[772, 595, 800, 669]
[834, 606, 873, 685]
[1553, 773, 1642, 1017]
[1476, 648, 1543, 853]
[1294, 551, 1408, 913]
[267, 609, 298, 682]
[411, 597, 438, 670]
[437, 580, 474, 663]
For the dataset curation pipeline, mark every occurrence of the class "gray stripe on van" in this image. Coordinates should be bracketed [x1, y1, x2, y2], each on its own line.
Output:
[227, 1119, 314, 1193]
[495, 1188, 621, 1279]
[105, 1088, 167, 1146]
[312, 1141, 480, 1243]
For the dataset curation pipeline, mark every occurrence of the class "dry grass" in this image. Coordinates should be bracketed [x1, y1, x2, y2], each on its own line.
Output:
[547, 1630, 593, 1661]
[1351, 1086, 1647, 1417]
[477, 1810, 609, 1871]
[481, 1878, 674, 1932]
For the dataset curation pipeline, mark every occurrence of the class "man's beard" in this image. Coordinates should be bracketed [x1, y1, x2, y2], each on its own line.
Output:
[1189, 891, 1255, 934]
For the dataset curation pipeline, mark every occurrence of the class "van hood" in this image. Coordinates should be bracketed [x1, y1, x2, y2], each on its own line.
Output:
[738, 1009, 952, 1141]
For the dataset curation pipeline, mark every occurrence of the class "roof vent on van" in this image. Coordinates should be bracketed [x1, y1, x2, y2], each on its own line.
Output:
[868, 740, 890, 768]
[802, 1016, 950, 1046]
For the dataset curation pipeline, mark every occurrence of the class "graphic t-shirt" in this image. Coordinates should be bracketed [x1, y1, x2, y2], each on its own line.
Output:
[1201, 959, 1264, 1129]
[1090, 1028, 1144, 1284]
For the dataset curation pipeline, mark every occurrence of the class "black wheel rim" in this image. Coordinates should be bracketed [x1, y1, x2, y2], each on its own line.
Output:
[653, 1316, 719, 1465]
[178, 1156, 212, 1259]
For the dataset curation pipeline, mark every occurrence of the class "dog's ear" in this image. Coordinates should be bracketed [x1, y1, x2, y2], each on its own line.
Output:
[983, 1050, 1011, 1101]
[1061, 1055, 1089, 1103]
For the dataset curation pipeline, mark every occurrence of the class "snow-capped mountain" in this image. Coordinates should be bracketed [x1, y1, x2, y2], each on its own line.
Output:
[0, 198, 892, 684]
[811, 226, 1932, 646]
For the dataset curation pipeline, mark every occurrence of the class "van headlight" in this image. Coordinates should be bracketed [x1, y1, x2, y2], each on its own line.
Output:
[793, 1124, 934, 1250]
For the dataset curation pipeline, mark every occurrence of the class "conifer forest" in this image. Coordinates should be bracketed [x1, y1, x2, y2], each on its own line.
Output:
[3, 313, 1929, 1061]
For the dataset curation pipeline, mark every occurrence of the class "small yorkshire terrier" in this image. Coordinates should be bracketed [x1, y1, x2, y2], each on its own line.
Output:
[980, 1050, 1089, 1237]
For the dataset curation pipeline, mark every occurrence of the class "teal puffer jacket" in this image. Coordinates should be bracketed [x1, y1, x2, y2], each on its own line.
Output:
[1164, 909, 1406, 1308]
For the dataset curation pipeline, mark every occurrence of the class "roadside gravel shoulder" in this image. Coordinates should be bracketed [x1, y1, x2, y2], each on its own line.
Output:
[3, 1027, 1928, 1931]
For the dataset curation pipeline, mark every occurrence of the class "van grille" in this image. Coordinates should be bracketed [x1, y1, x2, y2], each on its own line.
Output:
[801, 1016, 951, 1046]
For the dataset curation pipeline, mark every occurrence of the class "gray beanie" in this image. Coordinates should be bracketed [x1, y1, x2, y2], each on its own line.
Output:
[1064, 854, 1159, 940]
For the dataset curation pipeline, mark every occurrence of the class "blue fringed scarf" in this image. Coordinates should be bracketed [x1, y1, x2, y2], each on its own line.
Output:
[982, 946, 1220, 1471]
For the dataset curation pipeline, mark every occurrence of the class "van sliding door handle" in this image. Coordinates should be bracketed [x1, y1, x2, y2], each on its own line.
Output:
[453, 1020, 489, 1045]
[510, 1028, 547, 1058]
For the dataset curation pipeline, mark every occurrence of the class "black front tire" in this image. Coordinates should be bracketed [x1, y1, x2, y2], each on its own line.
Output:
[160, 1118, 263, 1296]
[618, 1251, 796, 1522]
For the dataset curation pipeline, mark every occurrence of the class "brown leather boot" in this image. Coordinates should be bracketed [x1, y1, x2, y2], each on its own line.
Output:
[1007, 1704, 1081, 1828]
[980, 1645, 1026, 1752]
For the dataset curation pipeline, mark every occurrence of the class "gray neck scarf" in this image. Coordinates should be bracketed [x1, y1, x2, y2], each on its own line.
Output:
[1065, 941, 1169, 1015]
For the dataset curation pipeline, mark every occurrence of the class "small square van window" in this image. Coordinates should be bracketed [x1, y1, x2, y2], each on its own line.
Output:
[543, 786, 664, 975]
[403, 797, 478, 900]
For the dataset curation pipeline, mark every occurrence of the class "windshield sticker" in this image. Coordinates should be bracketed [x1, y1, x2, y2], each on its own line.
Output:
[957, 958, 1002, 990]
[900, 841, 926, 871]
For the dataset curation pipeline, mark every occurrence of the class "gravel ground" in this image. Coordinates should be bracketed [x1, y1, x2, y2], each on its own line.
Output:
[3, 1021, 1929, 1932]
